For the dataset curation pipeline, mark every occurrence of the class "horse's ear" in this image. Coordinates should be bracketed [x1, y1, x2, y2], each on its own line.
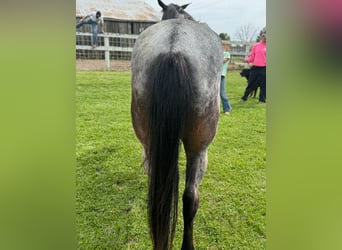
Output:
[181, 3, 191, 9]
[158, 0, 167, 10]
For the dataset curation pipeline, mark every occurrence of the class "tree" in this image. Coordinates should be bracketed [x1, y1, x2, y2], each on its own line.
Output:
[234, 23, 259, 42]
[219, 33, 231, 41]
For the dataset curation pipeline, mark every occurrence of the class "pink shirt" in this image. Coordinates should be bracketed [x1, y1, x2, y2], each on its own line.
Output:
[245, 41, 266, 67]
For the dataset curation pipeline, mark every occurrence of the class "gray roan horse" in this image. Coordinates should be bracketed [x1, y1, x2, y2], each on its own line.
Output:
[131, 1, 222, 249]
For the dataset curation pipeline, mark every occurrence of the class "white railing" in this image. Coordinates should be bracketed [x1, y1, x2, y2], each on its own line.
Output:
[76, 32, 252, 70]
[76, 32, 139, 70]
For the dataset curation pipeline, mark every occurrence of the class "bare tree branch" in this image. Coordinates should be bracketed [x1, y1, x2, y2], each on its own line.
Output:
[234, 23, 260, 42]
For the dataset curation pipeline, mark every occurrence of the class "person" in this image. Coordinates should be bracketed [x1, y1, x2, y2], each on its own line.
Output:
[240, 30, 267, 103]
[76, 11, 105, 48]
[220, 41, 232, 115]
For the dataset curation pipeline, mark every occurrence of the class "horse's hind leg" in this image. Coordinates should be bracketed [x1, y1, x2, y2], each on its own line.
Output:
[181, 148, 208, 250]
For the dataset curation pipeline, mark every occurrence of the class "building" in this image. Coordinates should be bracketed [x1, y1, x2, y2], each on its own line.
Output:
[76, 0, 161, 70]
[76, 0, 161, 35]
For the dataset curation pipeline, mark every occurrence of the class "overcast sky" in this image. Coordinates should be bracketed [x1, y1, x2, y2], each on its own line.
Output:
[142, 0, 266, 40]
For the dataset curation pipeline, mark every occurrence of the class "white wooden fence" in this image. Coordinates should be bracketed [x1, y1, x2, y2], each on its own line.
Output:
[76, 32, 252, 71]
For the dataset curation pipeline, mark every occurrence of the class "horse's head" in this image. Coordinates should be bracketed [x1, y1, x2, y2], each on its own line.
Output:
[158, 0, 194, 20]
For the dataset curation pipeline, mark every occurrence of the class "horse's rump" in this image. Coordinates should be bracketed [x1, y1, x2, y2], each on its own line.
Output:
[132, 19, 222, 113]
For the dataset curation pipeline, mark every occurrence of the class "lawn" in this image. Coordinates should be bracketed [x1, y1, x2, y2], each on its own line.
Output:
[76, 70, 266, 249]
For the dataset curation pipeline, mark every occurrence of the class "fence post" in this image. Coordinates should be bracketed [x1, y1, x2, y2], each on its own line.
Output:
[104, 35, 110, 70]
[243, 43, 251, 68]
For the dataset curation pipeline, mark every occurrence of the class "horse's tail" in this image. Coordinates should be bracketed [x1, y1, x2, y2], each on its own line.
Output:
[147, 52, 192, 250]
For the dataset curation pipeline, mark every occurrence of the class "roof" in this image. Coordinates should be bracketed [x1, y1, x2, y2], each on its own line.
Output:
[76, 0, 162, 22]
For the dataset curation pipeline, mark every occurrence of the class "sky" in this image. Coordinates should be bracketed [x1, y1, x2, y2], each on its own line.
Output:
[142, 0, 266, 40]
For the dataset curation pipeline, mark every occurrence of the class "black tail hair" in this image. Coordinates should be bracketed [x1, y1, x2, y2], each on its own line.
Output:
[147, 52, 192, 250]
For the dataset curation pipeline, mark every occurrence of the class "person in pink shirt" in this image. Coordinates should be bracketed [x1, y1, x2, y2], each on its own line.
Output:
[240, 31, 267, 103]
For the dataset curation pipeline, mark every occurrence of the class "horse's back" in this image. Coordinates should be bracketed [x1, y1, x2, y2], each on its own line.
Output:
[133, 19, 221, 65]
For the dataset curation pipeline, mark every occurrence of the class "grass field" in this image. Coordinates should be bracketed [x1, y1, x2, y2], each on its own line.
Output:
[76, 70, 266, 249]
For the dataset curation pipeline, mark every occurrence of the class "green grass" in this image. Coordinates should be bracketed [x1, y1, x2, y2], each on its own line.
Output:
[76, 70, 266, 249]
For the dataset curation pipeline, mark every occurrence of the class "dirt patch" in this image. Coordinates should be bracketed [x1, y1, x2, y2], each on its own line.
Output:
[76, 60, 131, 71]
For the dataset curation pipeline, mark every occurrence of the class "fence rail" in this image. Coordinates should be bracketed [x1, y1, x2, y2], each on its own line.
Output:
[76, 32, 252, 71]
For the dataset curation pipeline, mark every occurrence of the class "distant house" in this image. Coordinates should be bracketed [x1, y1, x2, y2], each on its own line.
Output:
[76, 0, 161, 35]
[76, 0, 161, 65]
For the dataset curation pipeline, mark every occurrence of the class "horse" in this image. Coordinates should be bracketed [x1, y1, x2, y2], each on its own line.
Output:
[131, 1, 222, 249]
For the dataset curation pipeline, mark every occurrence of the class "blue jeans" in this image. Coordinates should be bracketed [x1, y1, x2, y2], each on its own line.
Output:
[220, 76, 232, 112]
[76, 18, 99, 45]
